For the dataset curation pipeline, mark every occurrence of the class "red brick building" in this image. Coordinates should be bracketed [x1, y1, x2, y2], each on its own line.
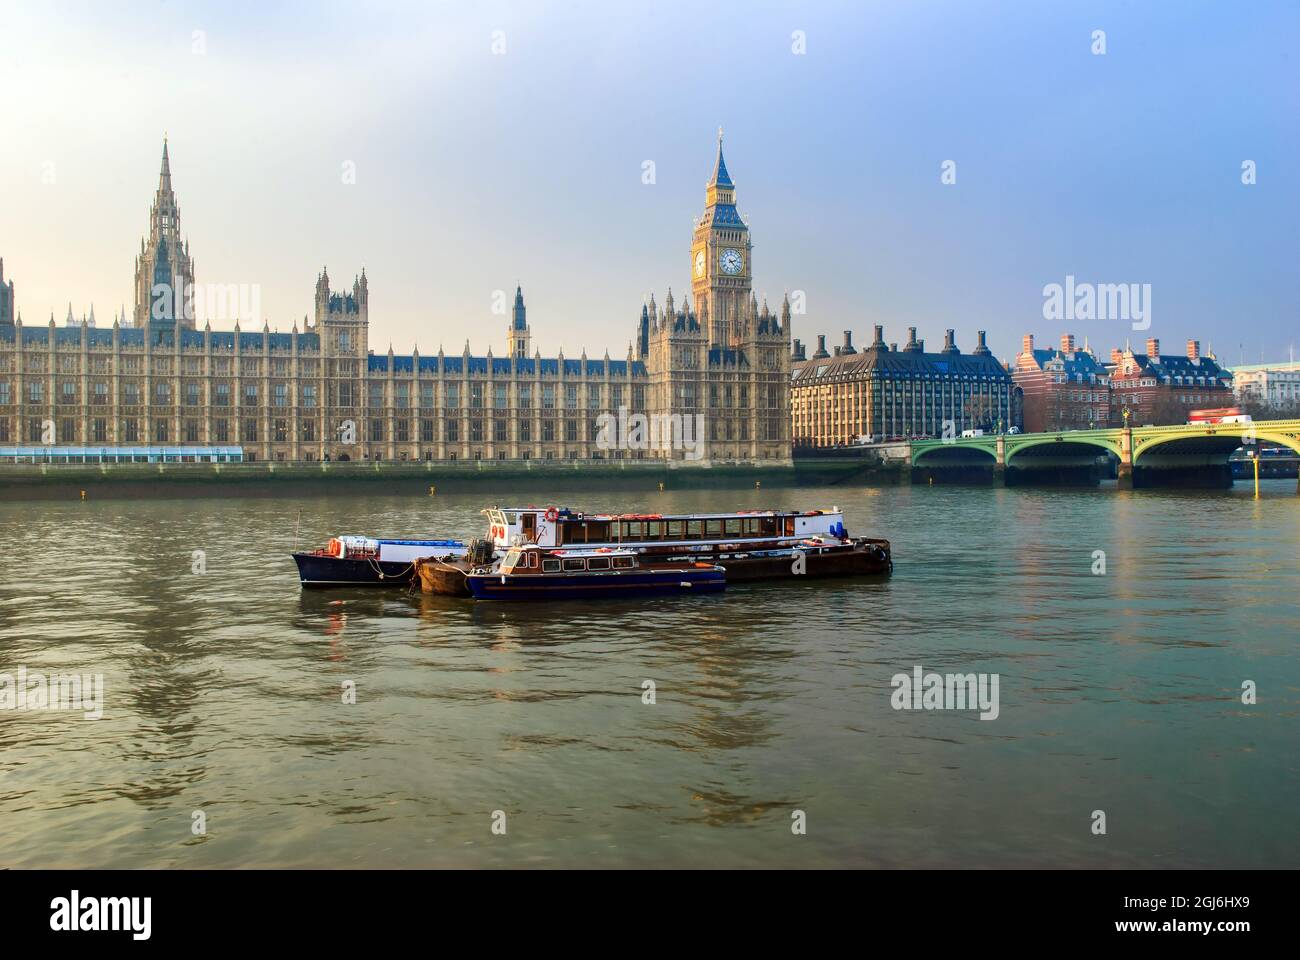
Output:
[1012, 333, 1112, 432]
[1108, 338, 1233, 425]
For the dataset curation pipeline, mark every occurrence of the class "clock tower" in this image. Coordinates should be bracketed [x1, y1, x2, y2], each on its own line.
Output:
[691, 128, 752, 349]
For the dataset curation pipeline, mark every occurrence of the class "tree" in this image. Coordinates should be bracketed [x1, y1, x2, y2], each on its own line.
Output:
[1148, 392, 1188, 426]
[964, 395, 996, 430]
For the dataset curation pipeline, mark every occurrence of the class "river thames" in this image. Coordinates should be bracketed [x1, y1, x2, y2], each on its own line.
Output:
[0, 480, 1296, 868]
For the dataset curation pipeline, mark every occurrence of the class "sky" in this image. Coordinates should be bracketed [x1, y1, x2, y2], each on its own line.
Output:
[2, 0, 1297, 365]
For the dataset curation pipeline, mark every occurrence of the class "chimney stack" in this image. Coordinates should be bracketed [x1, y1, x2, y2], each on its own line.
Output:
[974, 330, 990, 356]
[1146, 337, 1160, 360]
[1022, 334, 1034, 355]
[812, 334, 829, 359]
[841, 330, 855, 355]
[871, 324, 884, 348]
[904, 327, 920, 352]
[1110, 348, 1123, 365]
[791, 338, 804, 362]
[1061, 333, 1075, 354]
[1186, 339, 1200, 362]
[942, 328, 958, 353]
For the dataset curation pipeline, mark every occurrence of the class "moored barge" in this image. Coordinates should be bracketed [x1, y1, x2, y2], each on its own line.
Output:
[479, 506, 892, 582]
[465, 545, 725, 601]
[293, 536, 468, 588]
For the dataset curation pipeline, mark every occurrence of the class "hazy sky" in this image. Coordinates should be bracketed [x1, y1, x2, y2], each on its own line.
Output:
[3, 0, 1296, 364]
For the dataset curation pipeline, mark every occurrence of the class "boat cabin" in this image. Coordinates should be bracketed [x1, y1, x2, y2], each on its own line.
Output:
[498, 546, 639, 575]
[483, 506, 847, 550]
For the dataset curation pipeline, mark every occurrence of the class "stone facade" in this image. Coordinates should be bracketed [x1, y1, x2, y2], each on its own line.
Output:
[0, 137, 791, 463]
[1229, 361, 1300, 412]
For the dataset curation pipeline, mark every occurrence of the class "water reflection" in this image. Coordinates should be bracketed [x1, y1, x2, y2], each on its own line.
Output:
[0, 481, 1296, 867]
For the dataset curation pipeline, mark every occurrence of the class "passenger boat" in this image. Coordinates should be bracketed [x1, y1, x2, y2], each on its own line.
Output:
[479, 506, 892, 581]
[293, 535, 469, 588]
[465, 545, 726, 601]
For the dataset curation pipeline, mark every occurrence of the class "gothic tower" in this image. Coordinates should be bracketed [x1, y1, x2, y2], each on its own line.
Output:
[691, 129, 752, 350]
[0, 258, 14, 326]
[315, 266, 369, 360]
[507, 285, 530, 358]
[133, 138, 196, 329]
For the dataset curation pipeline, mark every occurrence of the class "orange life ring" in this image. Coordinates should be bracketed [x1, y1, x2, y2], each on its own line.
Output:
[545, 506, 559, 523]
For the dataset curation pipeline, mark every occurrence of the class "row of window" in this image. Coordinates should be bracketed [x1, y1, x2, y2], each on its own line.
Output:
[0, 381, 663, 410]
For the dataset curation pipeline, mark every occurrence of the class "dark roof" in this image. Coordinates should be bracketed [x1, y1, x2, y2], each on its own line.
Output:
[1026, 348, 1109, 382]
[708, 347, 749, 368]
[699, 203, 746, 229]
[1117, 353, 1231, 385]
[792, 342, 1012, 383]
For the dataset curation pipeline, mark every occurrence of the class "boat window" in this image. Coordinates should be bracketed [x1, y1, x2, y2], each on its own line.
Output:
[784, 517, 796, 536]
[646, 521, 663, 540]
[587, 557, 611, 570]
[542, 559, 560, 572]
[760, 517, 778, 536]
[528, 552, 539, 568]
[705, 519, 723, 537]
[563, 558, 586, 571]
[586, 521, 610, 542]
[686, 519, 703, 537]
[612, 556, 634, 569]
[503, 550, 521, 569]
[504, 513, 517, 524]
[666, 520, 685, 539]
[725, 518, 742, 535]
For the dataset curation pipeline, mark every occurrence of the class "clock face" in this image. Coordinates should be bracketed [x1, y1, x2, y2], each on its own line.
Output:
[719, 248, 743, 275]
[694, 250, 706, 278]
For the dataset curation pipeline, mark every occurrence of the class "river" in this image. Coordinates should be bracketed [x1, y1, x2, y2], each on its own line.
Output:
[0, 480, 1296, 867]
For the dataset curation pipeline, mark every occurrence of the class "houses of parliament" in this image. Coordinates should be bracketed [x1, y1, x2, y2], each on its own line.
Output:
[0, 136, 792, 465]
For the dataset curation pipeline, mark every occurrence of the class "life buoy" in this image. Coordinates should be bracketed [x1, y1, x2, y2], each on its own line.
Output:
[545, 506, 559, 523]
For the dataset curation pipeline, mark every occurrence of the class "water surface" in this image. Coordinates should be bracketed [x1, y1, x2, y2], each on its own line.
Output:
[0, 480, 1296, 867]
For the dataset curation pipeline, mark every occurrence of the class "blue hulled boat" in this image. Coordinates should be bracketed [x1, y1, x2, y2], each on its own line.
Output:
[465, 546, 725, 601]
[293, 536, 469, 587]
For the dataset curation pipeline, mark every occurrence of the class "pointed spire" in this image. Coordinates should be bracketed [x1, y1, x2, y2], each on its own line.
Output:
[159, 136, 172, 191]
[709, 126, 733, 187]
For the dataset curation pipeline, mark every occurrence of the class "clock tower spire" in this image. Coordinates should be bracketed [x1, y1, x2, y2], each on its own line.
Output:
[692, 128, 751, 348]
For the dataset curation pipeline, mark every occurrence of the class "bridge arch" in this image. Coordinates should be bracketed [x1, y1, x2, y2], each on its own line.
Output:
[911, 440, 998, 465]
[1004, 434, 1121, 463]
[1132, 424, 1300, 463]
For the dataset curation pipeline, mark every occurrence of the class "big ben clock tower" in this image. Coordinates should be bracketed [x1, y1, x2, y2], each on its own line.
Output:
[692, 128, 752, 348]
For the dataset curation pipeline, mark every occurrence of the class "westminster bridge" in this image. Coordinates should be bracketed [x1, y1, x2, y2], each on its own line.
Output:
[908, 419, 1300, 489]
